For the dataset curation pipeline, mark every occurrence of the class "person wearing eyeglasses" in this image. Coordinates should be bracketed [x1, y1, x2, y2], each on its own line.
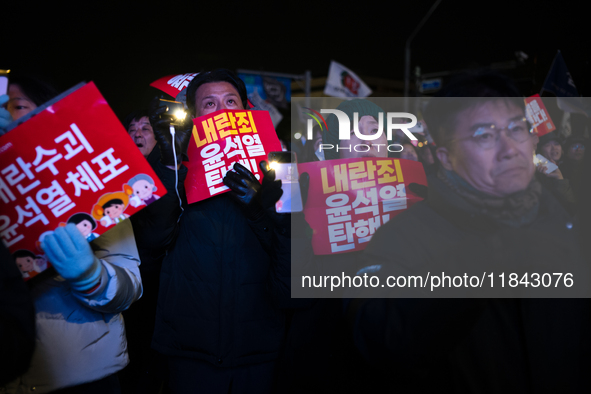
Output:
[346, 72, 591, 392]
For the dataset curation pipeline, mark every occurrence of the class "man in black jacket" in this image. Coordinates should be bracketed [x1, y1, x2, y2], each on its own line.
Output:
[135, 69, 293, 393]
[347, 72, 591, 392]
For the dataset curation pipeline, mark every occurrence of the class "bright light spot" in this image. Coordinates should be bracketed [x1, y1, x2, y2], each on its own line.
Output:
[174, 110, 186, 120]
[294, 132, 302, 139]
[269, 161, 278, 170]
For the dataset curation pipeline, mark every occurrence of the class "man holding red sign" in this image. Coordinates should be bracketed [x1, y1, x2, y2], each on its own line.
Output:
[136, 69, 293, 393]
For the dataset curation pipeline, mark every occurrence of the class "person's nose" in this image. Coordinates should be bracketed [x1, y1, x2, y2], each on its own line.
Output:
[496, 129, 519, 160]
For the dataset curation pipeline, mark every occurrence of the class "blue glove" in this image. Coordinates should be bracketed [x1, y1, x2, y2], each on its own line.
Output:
[0, 95, 12, 131]
[42, 224, 104, 292]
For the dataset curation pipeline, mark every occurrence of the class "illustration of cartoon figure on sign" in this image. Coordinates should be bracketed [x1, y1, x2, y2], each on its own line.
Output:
[13, 249, 41, 279]
[67, 212, 100, 242]
[92, 191, 130, 228]
[125, 174, 160, 208]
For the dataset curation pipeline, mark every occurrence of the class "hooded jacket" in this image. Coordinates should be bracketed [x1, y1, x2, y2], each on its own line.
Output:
[2, 220, 142, 394]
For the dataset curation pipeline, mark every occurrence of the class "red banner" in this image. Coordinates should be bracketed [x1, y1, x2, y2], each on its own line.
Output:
[526, 94, 556, 137]
[150, 73, 198, 98]
[184, 109, 282, 204]
[0, 82, 166, 280]
[299, 158, 427, 255]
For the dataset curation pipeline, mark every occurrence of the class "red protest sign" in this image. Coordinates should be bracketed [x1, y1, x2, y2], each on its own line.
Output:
[299, 158, 427, 255]
[150, 73, 198, 98]
[526, 94, 556, 137]
[184, 109, 282, 204]
[0, 82, 166, 281]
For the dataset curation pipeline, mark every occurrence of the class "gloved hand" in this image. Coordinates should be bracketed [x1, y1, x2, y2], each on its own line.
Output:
[223, 161, 283, 220]
[0, 95, 13, 132]
[258, 160, 284, 210]
[148, 97, 193, 166]
[41, 224, 104, 292]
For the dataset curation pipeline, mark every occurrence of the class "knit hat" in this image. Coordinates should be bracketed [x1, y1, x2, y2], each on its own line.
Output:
[323, 99, 385, 160]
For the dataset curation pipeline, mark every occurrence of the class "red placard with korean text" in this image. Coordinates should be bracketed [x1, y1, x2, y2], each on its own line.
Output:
[299, 158, 427, 255]
[150, 73, 198, 98]
[0, 82, 166, 281]
[184, 109, 282, 204]
[525, 94, 556, 137]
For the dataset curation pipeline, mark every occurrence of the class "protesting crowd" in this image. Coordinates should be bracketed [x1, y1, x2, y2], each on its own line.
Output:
[0, 63, 590, 394]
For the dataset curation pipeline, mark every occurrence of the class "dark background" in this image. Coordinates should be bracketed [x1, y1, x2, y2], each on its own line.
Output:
[3, 1, 590, 122]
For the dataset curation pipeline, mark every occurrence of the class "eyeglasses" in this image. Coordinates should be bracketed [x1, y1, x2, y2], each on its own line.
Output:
[570, 143, 585, 150]
[453, 117, 534, 150]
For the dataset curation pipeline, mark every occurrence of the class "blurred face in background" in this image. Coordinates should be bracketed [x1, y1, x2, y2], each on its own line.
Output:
[540, 140, 562, 163]
[566, 142, 585, 161]
[418, 146, 435, 165]
[128, 116, 157, 157]
[400, 143, 419, 161]
[339, 115, 388, 159]
[7, 84, 36, 120]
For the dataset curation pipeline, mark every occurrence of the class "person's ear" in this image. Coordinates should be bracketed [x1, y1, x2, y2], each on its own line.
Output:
[436, 146, 453, 171]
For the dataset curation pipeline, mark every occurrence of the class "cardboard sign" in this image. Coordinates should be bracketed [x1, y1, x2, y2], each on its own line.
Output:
[150, 73, 199, 98]
[0, 82, 166, 281]
[525, 94, 556, 137]
[299, 158, 427, 255]
[184, 109, 282, 204]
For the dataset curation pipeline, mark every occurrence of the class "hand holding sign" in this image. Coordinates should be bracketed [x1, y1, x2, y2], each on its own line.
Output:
[149, 99, 193, 166]
[259, 160, 283, 211]
[0, 94, 12, 132]
[223, 162, 267, 220]
[42, 223, 105, 292]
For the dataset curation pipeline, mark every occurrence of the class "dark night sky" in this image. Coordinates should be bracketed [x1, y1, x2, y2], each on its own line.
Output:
[4, 1, 590, 121]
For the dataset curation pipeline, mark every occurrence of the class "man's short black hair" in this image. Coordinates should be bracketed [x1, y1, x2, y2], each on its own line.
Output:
[423, 71, 524, 147]
[185, 69, 248, 117]
[123, 109, 150, 131]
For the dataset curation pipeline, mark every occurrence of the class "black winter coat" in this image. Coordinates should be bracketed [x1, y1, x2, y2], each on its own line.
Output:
[134, 161, 293, 368]
[349, 174, 591, 393]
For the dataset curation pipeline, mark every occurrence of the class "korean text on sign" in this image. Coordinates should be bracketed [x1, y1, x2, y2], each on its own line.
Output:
[300, 158, 427, 255]
[184, 109, 282, 204]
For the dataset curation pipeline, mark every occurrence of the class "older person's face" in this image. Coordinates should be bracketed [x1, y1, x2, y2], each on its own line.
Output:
[128, 116, 157, 157]
[436, 100, 537, 197]
[339, 115, 389, 159]
[193, 82, 243, 118]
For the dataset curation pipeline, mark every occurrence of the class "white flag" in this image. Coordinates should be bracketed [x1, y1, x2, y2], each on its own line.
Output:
[324, 60, 372, 98]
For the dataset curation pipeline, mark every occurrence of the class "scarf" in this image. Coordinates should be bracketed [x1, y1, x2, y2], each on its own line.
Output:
[437, 167, 542, 228]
